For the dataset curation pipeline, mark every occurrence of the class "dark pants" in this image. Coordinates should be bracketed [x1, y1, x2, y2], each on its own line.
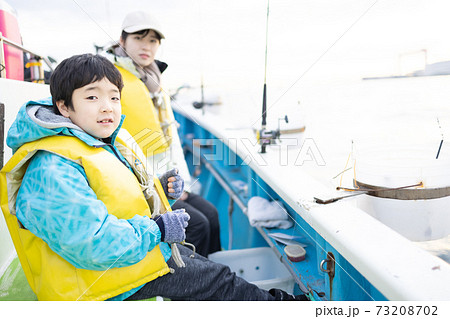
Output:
[126, 245, 276, 301]
[172, 193, 221, 257]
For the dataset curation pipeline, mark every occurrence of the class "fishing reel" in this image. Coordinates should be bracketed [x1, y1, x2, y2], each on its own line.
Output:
[192, 98, 222, 109]
[257, 115, 289, 153]
[257, 127, 279, 153]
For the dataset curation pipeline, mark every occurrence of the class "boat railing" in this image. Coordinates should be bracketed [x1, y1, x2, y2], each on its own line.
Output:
[0, 32, 54, 82]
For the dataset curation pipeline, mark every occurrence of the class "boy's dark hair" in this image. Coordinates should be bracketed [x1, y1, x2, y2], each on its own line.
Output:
[121, 29, 162, 43]
[50, 54, 124, 113]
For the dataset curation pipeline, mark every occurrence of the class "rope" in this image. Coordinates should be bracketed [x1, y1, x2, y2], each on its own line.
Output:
[115, 137, 188, 268]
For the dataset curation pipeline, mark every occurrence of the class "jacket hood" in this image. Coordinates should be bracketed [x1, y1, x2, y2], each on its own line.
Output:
[7, 97, 125, 153]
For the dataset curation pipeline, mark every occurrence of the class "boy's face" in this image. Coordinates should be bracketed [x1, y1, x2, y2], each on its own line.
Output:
[120, 30, 160, 67]
[56, 78, 121, 139]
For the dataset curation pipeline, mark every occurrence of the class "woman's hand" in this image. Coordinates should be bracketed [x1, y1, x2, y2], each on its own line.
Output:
[159, 168, 184, 199]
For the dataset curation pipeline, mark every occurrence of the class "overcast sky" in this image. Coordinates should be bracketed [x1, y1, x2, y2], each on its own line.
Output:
[6, 0, 450, 97]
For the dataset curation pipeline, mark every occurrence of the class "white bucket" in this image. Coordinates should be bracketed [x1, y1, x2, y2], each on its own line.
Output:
[354, 141, 450, 241]
[208, 247, 295, 294]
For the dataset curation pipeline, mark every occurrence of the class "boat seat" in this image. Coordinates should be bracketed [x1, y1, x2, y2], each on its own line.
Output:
[0, 256, 37, 301]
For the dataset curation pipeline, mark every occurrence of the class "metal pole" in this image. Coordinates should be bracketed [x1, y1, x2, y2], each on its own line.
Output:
[0, 34, 54, 71]
[0, 32, 6, 78]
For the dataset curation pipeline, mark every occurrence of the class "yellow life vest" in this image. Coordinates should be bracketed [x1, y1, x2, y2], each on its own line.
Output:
[116, 66, 173, 158]
[0, 136, 171, 301]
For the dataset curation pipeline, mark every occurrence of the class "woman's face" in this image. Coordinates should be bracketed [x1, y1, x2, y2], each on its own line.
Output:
[120, 30, 160, 67]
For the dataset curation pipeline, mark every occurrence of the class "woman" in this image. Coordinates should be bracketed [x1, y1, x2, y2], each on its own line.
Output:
[106, 11, 221, 257]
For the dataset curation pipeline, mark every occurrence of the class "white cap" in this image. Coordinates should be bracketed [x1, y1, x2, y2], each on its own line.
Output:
[121, 11, 165, 39]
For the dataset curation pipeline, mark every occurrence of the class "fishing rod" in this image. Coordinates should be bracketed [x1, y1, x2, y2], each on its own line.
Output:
[436, 117, 444, 159]
[192, 74, 206, 112]
[257, 0, 289, 153]
[258, 0, 272, 153]
[192, 2, 206, 112]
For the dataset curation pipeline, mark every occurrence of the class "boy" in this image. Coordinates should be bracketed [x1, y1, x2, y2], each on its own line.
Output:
[0, 54, 306, 301]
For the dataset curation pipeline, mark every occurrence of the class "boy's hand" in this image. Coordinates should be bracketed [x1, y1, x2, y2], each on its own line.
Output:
[156, 209, 190, 243]
[159, 168, 184, 199]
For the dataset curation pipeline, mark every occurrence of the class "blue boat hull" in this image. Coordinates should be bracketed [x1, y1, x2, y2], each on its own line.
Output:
[174, 110, 387, 301]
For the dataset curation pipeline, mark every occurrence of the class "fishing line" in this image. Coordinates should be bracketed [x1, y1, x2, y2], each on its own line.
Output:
[337, 151, 352, 188]
[251, 177, 376, 301]
[76, 142, 201, 299]
[333, 167, 352, 180]
[68, 0, 211, 299]
[250, 0, 380, 129]
[70, 0, 201, 128]
[68, 1, 206, 298]
[68, 0, 376, 300]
